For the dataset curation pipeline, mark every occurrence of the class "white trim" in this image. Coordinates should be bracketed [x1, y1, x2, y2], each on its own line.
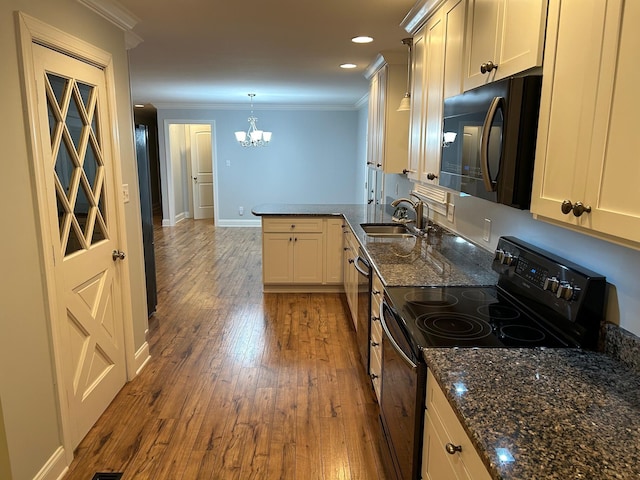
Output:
[134, 342, 151, 375]
[400, 0, 445, 34]
[16, 10, 138, 466]
[217, 219, 262, 227]
[152, 102, 360, 111]
[175, 211, 187, 224]
[32, 446, 68, 480]
[161, 119, 219, 227]
[75, 0, 139, 31]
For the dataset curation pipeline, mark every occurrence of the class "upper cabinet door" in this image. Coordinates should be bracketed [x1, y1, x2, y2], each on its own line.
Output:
[464, 0, 547, 91]
[531, 0, 640, 248]
[365, 54, 410, 174]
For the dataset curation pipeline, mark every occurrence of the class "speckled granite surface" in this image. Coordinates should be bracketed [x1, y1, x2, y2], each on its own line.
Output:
[423, 347, 640, 480]
[252, 204, 640, 479]
[604, 323, 640, 375]
[251, 203, 499, 287]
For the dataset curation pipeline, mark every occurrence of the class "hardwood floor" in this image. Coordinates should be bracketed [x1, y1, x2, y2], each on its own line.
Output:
[65, 219, 387, 479]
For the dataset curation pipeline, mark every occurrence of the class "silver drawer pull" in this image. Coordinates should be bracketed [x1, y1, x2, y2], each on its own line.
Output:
[445, 443, 462, 455]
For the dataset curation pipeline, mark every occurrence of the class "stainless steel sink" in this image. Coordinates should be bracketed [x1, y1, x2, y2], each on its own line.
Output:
[360, 223, 414, 237]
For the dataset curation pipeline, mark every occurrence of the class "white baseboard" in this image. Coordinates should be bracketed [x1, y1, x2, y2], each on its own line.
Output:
[134, 341, 151, 376]
[216, 219, 261, 227]
[174, 212, 187, 224]
[33, 446, 68, 480]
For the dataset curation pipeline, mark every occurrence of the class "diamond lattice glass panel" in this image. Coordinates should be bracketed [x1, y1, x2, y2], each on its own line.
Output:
[93, 189, 107, 244]
[77, 81, 92, 107]
[91, 107, 101, 148]
[47, 73, 68, 110]
[84, 139, 100, 191]
[65, 222, 84, 256]
[56, 189, 67, 236]
[55, 140, 78, 199]
[75, 179, 92, 239]
[67, 88, 85, 153]
[46, 91, 60, 148]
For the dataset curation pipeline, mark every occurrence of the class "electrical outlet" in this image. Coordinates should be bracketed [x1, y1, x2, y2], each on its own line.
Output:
[446, 203, 455, 222]
[226, 160, 231, 167]
[122, 184, 129, 203]
[238, 206, 244, 216]
[483, 218, 491, 242]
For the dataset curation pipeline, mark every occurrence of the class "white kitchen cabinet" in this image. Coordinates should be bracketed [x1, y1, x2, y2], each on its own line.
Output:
[531, 0, 640, 248]
[407, 0, 466, 184]
[324, 218, 344, 284]
[262, 217, 343, 289]
[369, 272, 383, 401]
[423, 369, 491, 480]
[464, 0, 547, 91]
[342, 225, 359, 328]
[365, 53, 410, 174]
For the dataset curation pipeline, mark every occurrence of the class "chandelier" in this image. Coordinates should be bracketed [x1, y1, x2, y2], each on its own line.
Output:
[234, 93, 272, 147]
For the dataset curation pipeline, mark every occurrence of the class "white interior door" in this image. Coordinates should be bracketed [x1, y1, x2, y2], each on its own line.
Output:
[32, 43, 127, 448]
[190, 125, 214, 220]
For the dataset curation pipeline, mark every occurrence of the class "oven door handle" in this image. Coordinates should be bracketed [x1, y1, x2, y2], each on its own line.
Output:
[380, 301, 417, 369]
[354, 255, 370, 277]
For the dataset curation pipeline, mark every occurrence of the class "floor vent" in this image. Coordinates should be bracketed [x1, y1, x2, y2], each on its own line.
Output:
[92, 473, 123, 480]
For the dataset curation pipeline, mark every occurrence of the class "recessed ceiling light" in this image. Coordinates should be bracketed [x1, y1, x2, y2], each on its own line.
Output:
[340, 63, 357, 69]
[352, 36, 374, 44]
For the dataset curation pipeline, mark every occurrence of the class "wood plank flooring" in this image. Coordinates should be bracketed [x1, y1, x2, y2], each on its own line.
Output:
[65, 219, 387, 479]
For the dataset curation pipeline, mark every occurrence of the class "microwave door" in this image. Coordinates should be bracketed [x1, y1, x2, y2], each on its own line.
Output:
[480, 96, 505, 193]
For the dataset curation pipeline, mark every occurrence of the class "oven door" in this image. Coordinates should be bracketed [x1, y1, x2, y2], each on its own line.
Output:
[379, 299, 426, 480]
[354, 251, 371, 371]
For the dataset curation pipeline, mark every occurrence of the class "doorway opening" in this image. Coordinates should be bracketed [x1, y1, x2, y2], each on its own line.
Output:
[162, 121, 217, 226]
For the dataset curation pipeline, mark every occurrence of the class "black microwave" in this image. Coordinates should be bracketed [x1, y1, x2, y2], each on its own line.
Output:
[439, 76, 542, 209]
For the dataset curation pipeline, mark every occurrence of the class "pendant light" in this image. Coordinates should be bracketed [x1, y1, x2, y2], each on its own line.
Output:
[397, 38, 413, 112]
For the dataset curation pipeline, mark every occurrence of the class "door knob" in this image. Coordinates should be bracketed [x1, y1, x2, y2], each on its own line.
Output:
[112, 250, 126, 261]
[193, 177, 198, 182]
[426, 172, 438, 180]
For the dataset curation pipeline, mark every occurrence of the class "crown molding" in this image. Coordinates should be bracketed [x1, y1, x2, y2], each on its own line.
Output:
[76, 0, 140, 32]
[150, 102, 361, 111]
[400, 0, 445, 34]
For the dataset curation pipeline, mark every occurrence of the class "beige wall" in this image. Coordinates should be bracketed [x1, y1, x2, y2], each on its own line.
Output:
[0, 0, 148, 478]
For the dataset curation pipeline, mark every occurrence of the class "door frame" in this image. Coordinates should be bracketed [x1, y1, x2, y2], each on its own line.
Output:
[160, 119, 219, 226]
[16, 12, 137, 464]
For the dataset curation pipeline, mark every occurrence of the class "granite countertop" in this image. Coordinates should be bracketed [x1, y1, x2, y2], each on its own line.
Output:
[423, 347, 640, 480]
[251, 203, 499, 287]
[252, 203, 640, 479]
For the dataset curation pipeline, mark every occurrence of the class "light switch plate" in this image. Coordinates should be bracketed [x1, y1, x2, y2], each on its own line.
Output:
[122, 184, 130, 203]
[483, 218, 491, 242]
[446, 204, 455, 222]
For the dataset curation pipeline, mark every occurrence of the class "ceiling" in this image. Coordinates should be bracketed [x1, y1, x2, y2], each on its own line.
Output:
[118, 0, 416, 108]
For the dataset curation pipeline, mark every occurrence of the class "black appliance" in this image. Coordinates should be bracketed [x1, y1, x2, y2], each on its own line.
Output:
[378, 236, 606, 480]
[353, 249, 372, 371]
[439, 76, 542, 209]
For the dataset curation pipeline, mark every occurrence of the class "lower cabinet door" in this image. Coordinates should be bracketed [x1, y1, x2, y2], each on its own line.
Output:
[263, 233, 294, 283]
[292, 233, 324, 283]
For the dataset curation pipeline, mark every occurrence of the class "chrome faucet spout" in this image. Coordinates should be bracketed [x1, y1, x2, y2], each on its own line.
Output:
[391, 194, 427, 229]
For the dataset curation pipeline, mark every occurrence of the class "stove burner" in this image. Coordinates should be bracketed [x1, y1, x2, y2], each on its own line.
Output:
[404, 290, 458, 308]
[416, 313, 492, 341]
[461, 290, 495, 303]
[477, 304, 521, 320]
[499, 324, 546, 343]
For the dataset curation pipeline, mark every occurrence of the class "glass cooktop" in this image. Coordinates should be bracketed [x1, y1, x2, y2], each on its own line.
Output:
[384, 285, 572, 349]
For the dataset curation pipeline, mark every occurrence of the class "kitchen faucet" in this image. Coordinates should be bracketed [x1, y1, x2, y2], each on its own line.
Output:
[391, 193, 428, 230]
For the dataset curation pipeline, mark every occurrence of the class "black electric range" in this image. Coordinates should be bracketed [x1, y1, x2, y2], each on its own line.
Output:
[383, 236, 607, 355]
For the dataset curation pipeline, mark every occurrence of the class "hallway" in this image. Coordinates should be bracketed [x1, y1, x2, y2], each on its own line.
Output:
[65, 220, 386, 479]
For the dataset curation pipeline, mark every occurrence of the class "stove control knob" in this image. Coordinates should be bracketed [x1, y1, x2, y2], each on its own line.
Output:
[494, 248, 505, 262]
[543, 276, 560, 293]
[556, 282, 574, 300]
[502, 252, 517, 266]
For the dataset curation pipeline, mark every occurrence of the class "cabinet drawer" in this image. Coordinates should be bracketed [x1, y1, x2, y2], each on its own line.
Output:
[426, 369, 491, 480]
[370, 315, 382, 346]
[369, 345, 382, 400]
[263, 217, 324, 233]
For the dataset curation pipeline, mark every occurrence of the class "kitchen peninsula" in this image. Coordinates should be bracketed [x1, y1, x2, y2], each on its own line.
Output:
[253, 203, 640, 480]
